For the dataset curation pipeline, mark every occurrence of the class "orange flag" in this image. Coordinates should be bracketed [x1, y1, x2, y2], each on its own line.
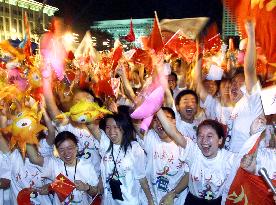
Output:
[147, 12, 164, 53]
[124, 18, 136, 42]
[49, 173, 76, 202]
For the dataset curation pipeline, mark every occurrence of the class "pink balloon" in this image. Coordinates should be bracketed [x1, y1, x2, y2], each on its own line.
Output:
[140, 115, 154, 132]
[131, 86, 164, 119]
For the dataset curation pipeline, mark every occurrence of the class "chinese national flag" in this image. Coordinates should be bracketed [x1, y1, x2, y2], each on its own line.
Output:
[226, 138, 276, 205]
[223, 0, 276, 76]
[49, 173, 76, 202]
[124, 19, 136, 42]
[131, 48, 153, 73]
[17, 188, 32, 205]
[111, 44, 123, 70]
[202, 24, 222, 55]
[165, 30, 196, 63]
[147, 12, 164, 53]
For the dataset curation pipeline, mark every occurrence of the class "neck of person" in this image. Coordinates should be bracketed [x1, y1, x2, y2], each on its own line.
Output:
[65, 158, 78, 167]
[181, 116, 194, 124]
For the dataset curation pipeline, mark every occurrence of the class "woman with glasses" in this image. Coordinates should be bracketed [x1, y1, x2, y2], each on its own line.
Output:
[26, 131, 99, 205]
[87, 113, 154, 205]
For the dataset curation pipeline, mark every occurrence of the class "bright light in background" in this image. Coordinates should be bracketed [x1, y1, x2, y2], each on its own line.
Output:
[63, 32, 74, 44]
[63, 32, 79, 51]
[11, 28, 17, 40]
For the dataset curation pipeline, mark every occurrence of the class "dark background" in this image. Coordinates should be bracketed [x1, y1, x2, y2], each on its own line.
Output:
[38, 0, 223, 37]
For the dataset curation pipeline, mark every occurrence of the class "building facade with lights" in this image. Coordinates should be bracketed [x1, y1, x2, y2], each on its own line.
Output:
[222, 0, 240, 39]
[0, 0, 58, 41]
[91, 18, 153, 47]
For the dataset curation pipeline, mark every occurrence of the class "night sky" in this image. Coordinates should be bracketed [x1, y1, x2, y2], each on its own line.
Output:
[39, 0, 223, 36]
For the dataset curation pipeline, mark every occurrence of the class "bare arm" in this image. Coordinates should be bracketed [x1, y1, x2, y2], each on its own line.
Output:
[244, 21, 257, 94]
[26, 144, 44, 167]
[194, 41, 208, 102]
[156, 109, 187, 148]
[139, 177, 154, 205]
[0, 133, 9, 153]
[86, 122, 101, 142]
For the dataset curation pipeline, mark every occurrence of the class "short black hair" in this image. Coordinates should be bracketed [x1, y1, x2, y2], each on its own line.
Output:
[175, 89, 199, 106]
[55, 131, 78, 148]
[161, 107, 175, 119]
[197, 119, 226, 148]
[169, 72, 178, 82]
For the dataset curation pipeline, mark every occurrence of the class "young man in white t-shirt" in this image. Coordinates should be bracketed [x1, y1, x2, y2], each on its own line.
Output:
[139, 107, 189, 205]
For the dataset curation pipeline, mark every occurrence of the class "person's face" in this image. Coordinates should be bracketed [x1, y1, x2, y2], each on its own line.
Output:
[219, 80, 230, 97]
[105, 118, 123, 145]
[230, 74, 245, 103]
[57, 139, 78, 165]
[197, 125, 223, 159]
[203, 80, 218, 96]
[153, 111, 175, 141]
[176, 94, 197, 123]
[168, 75, 177, 90]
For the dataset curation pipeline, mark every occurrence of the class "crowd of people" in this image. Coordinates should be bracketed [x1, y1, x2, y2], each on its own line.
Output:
[0, 15, 275, 205]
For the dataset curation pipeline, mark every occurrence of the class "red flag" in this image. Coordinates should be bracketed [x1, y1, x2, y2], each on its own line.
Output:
[165, 30, 196, 63]
[111, 42, 123, 70]
[49, 173, 76, 202]
[203, 24, 222, 55]
[147, 12, 164, 53]
[131, 48, 153, 73]
[17, 188, 32, 205]
[224, 0, 276, 73]
[124, 18, 136, 42]
[226, 138, 276, 205]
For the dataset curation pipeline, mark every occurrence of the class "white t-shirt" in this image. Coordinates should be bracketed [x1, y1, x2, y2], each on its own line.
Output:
[56, 123, 101, 176]
[179, 137, 236, 200]
[42, 157, 98, 205]
[99, 131, 146, 205]
[256, 148, 276, 180]
[143, 130, 188, 205]
[10, 139, 53, 205]
[227, 83, 263, 153]
[0, 151, 10, 205]
[201, 95, 233, 125]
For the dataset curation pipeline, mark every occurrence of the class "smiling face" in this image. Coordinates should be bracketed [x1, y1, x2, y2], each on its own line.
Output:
[197, 125, 223, 159]
[230, 73, 245, 104]
[176, 94, 198, 123]
[153, 110, 175, 142]
[105, 118, 123, 145]
[57, 139, 78, 166]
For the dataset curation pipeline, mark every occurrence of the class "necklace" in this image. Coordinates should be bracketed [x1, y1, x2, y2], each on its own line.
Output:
[64, 159, 78, 202]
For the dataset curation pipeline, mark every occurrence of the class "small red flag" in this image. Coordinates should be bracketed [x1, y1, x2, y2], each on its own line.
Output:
[147, 12, 164, 53]
[111, 43, 123, 70]
[17, 188, 32, 205]
[203, 24, 222, 55]
[131, 48, 153, 73]
[124, 18, 136, 42]
[49, 173, 76, 202]
[165, 30, 196, 63]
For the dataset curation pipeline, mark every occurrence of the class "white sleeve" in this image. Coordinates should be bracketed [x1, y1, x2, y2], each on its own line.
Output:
[179, 137, 198, 166]
[132, 143, 146, 180]
[42, 157, 56, 181]
[256, 148, 276, 180]
[87, 164, 99, 187]
[0, 152, 11, 180]
[247, 81, 263, 116]
[143, 130, 157, 154]
[38, 139, 54, 157]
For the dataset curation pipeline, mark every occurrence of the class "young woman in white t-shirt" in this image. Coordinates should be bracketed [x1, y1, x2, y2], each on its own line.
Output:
[26, 131, 99, 205]
[87, 113, 154, 205]
[157, 109, 236, 205]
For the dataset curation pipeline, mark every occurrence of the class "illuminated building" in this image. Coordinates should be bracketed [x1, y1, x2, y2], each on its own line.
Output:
[0, 0, 58, 41]
[222, 0, 240, 39]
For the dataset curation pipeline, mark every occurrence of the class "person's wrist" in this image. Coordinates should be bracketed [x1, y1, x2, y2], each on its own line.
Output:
[170, 188, 178, 198]
[86, 184, 90, 192]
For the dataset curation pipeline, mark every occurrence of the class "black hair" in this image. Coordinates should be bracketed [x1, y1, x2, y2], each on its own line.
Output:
[197, 119, 226, 148]
[169, 72, 178, 82]
[55, 131, 78, 148]
[175, 89, 199, 106]
[102, 113, 136, 155]
[161, 107, 175, 119]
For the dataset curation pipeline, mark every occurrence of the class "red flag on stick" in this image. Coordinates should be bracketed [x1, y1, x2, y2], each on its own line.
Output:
[203, 24, 222, 55]
[165, 30, 196, 63]
[147, 12, 164, 53]
[49, 173, 76, 202]
[124, 18, 136, 42]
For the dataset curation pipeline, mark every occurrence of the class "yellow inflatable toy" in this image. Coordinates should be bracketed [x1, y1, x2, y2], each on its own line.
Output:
[56, 100, 112, 123]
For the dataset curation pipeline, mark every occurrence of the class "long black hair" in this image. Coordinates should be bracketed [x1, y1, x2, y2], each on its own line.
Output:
[100, 113, 136, 155]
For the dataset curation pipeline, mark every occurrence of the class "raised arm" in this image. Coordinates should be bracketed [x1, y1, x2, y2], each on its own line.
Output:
[26, 144, 44, 167]
[86, 121, 101, 142]
[244, 20, 258, 93]
[0, 132, 9, 154]
[194, 41, 208, 102]
[156, 109, 187, 148]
